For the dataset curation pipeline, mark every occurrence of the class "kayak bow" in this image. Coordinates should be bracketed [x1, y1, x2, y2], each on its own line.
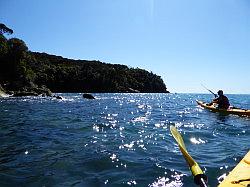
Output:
[218, 150, 250, 187]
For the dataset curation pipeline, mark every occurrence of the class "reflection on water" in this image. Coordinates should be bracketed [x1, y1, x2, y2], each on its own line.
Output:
[216, 113, 229, 123]
[150, 173, 184, 187]
[0, 93, 249, 187]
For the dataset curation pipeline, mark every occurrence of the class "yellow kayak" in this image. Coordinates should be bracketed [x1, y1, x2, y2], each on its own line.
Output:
[218, 150, 250, 187]
[196, 100, 250, 117]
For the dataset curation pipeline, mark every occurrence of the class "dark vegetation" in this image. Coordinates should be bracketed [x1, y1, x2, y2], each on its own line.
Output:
[0, 23, 169, 96]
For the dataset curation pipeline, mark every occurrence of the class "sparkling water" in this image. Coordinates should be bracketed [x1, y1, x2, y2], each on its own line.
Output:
[0, 93, 249, 186]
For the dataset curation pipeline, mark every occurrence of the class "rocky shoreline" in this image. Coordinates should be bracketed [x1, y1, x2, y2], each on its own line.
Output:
[0, 83, 52, 98]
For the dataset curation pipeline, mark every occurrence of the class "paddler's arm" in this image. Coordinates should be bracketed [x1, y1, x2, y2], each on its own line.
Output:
[207, 98, 218, 106]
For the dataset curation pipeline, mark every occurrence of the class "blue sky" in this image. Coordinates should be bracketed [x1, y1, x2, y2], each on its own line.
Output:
[1, 0, 250, 93]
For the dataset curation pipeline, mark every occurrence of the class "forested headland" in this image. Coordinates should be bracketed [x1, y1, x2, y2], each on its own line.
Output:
[0, 24, 169, 96]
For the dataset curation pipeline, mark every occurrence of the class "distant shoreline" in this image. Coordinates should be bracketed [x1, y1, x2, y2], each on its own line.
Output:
[1, 27, 169, 96]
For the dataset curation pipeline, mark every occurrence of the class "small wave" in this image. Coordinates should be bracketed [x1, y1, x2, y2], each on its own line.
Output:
[132, 116, 148, 123]
[190, 137, 206, 144]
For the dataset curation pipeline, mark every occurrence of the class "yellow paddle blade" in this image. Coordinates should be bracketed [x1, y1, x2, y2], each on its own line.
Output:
[170, 125, 204, 177]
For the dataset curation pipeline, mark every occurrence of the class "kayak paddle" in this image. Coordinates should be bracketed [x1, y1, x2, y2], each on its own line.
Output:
[201, 84, 217, 98]
[170, 125, 208, 187]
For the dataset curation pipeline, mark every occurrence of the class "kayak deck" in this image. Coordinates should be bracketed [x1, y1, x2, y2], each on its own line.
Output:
[196, 100, 250, 117]
[218, 150, 250, 187]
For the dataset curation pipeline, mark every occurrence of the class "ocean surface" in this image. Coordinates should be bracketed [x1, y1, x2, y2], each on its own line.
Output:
[0, 93, 249, 187]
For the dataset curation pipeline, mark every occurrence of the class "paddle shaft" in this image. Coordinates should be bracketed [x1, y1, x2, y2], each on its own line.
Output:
[194, 175, 208, 187]
[170, 126, 208, 187]
[200, 178, 208, 187]
[201, 84, 217, 98]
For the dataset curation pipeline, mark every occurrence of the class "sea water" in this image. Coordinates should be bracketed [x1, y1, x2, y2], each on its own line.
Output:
[0, 93, 249, 187]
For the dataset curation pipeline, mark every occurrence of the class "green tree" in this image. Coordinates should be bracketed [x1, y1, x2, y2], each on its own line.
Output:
[8, 38, 28, 61]
[0, 35, 8, 56]
[0, 23, 13, 35]
[6, 38, 36, 87]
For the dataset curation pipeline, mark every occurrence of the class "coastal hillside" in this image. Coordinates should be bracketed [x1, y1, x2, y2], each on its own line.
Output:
[0, 24, 169, 95]
[31, 52, 169, 93]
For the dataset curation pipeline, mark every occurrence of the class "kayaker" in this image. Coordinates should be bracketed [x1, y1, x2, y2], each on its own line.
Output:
[210, 90, 230, 109]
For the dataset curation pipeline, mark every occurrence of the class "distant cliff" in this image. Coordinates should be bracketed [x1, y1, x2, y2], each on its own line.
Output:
[0, 25, 169, 95]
